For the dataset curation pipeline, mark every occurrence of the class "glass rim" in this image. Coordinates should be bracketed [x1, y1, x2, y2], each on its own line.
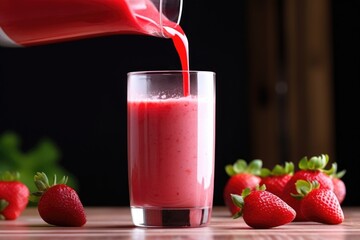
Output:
[127, 70, 216, 76]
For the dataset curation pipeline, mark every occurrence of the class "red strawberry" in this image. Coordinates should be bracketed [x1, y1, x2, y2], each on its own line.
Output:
[281, 154, 334, 221]
[223, 159, 262, 216]
[332, 177, 346, 204]
[329, 163, 346, 204]
[259, 161, 294, 198]
[0, 171, 30, 220]
[30, 172, 86, 227]
[231, 185, 296, 229]
[292, 180, 344, 224]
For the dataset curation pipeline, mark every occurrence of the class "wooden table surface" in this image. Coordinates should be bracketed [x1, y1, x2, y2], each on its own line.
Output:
[1, 206, 359, 239]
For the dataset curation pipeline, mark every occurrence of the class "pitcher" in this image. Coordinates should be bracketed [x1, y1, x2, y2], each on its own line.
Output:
[0, 0, 183, 47]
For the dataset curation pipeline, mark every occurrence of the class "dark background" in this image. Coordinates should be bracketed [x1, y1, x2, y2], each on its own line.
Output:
[332, 0, 360, 206]
[0, 0, 359, 206]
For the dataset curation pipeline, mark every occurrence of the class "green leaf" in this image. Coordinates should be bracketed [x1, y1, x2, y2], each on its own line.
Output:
[0, 131, 78, 197]
[0, 171, 20, 181]
[0, 132, 23, 169]
[35, 180, 48, 192]
[231, 194, 244, 209]
[298, 154, 330, 171]
[298, 156, 308, 170]
[291, 179, 320, 199]
[226, 158, 263, 177]
[247, 159, 262, 175]
[260, 161, 295, 177]
[241, 188, 252, 198]
[0, 132, 20, 153]
[323, 162, 336, 176]
[308, 156, 318, 170]
[0, 199, 9, 211]
[225, 164, 235, 176]
[271, 164, 282, 175]
[232, 211, 242, 219]
[284, 162, 295, 174]
[233, 159, 247, 173]
[336, 169, 346, 179]
[257, 184, 266, 191]
[60, 176, 69, 185]
[260, 168, 271, 177]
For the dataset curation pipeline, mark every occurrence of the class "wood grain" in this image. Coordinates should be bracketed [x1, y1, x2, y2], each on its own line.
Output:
[1, 207, 359, 239]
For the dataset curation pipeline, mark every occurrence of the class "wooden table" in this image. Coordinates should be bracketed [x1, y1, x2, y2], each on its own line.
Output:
[1, 207, 359, 239]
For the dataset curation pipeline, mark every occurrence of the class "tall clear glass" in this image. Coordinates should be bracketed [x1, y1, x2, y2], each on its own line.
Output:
[127, 70, 216, 227]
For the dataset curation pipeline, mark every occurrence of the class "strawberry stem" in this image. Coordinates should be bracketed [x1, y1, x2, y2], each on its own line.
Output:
[324, 162, 346, 178]
[260, 162, 294, 177]
[0, 199, 9, 220]
[231, 185, 267, 219]
[241, 188, 252, 198]
[30, 172, 69, 203]
[291, 180, 320, 199]
[335, 169, 346, 179]
[225, 159, 263, 177]
[299, 154, 329, 171]
[0, 199, 9, 211]
[230, 194, 244, 219]
[0, 171, 20, 181]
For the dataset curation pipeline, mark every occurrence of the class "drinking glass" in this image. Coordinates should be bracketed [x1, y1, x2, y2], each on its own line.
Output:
[127, 70, 216, 227]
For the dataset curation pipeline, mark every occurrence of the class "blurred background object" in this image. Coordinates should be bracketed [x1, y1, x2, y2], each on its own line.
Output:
[0, 132, 78, 191]
[247, 0, 335, 165]
[0, 0, 359, 206]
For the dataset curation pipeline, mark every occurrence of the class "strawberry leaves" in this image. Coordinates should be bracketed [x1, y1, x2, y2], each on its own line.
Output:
[30, 172, 69, 202]
[260, 162, 294, 177]
[225, 159, 262, 177]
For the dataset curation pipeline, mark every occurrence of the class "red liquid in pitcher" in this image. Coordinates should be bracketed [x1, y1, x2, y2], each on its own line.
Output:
[0, 0, 173, 45]
[0, 0, 190, 95]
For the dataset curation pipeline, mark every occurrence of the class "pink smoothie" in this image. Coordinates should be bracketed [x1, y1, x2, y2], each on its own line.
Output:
[128, 96, 214, 208]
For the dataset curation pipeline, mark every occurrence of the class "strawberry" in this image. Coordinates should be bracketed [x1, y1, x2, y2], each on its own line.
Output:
[30, 172, 86, 227]
[259, 161, 294, 198]
[223, 159, 262, 216]
[0, 171, 30, 220]
[281, 154, 334, 221]
[231, 185, 296, 229]
[292, 180, 344, 224]
[329, 163, 346, 204]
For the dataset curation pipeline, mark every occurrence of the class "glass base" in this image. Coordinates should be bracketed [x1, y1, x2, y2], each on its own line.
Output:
[130, 207, 212, 227]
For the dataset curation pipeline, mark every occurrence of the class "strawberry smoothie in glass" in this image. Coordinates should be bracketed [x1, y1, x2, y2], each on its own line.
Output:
[127, 70, 215, 227]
